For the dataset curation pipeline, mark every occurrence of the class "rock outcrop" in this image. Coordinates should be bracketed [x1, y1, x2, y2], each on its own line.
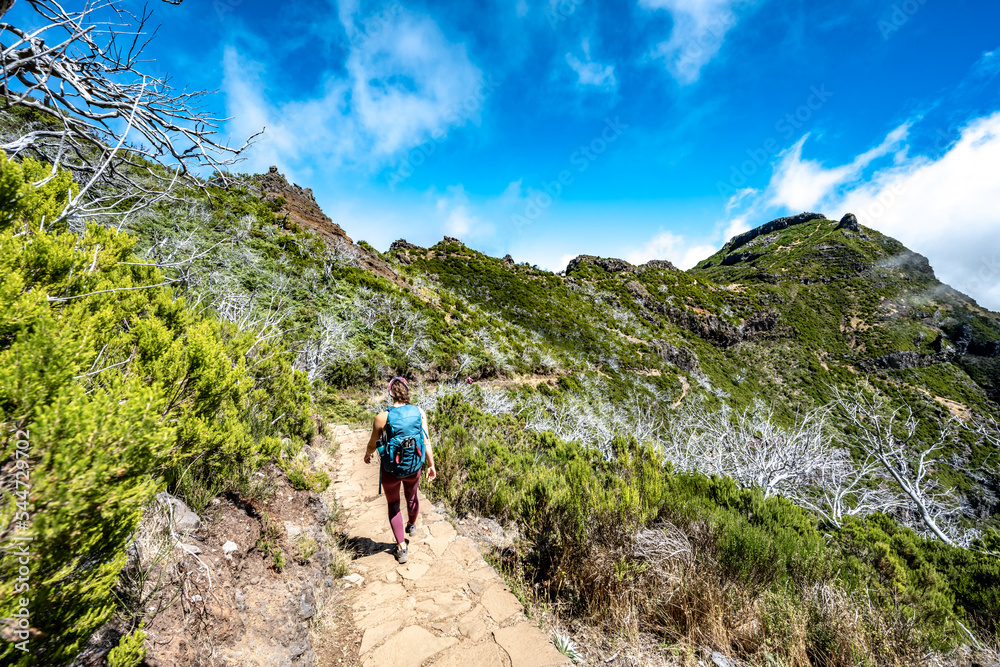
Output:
[971, 340, 1000, 357]
[565, 255, 637, 275]
[863, 322, 1000, 372]
[641, 259, 679, 272]
[940, 323, 1000, 357]
[389, 239, 422, 252]
[652, 341, 701, 374]
[721, 251, 764, 266]
[723, 212, 826, 253]
[257, 166, 399, 284]
[258, 166, 350, 245]
[836, 212, 860, 232]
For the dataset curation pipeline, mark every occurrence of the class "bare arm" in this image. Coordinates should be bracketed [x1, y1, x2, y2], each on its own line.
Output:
[421, 408, 437, 480]
[364, 412, 388, 464]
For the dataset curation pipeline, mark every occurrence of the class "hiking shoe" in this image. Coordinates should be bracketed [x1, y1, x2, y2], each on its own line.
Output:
[394, 544, 408, 564]
[406, 523, 417, 537]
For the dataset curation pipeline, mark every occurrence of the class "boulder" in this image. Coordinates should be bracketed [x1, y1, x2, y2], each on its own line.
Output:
[836, 212, 860, 232]
[155, 492, 201, 534]
[283, 521, 303, 539]
[389, 239, 421, 252]
[626, 280, 649, 299]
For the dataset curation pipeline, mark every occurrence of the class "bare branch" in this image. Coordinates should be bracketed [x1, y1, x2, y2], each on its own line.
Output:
[1, 0, 257, 223]
[830, 381, 964, 546]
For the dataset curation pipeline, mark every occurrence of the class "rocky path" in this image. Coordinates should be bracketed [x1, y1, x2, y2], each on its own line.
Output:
[327, 425, 571, 667]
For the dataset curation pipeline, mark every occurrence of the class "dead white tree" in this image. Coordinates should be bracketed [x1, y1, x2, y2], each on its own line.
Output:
[451, 352, 476, 384]
[349, 286, 431, 369]
[785, 450, 904, 528]
[0, 0, 258, 226]
[399, 310, 431, 369]
[660, 401, 838, 498]
[524, 382, 626, 460]
[351, 286, 382, 330]
[479, 384, 521, 416]
[830, 383, 962, 546]
[972, 414, 1000, 449]
[294, 314, 359, 382]
[475, 327, 515, 373]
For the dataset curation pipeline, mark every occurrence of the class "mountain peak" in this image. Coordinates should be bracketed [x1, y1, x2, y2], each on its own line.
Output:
[724, 212, 827, 253]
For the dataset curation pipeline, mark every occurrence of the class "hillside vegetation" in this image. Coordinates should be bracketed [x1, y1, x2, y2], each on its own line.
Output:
[2, 120, 1000, 664]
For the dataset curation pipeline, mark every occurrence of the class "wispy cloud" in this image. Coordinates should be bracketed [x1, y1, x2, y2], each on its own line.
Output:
[222, 47, 353, 179]
[639, 0, 757, 84]
[765, 124, 910, 210]
[566, 38, 617, 90]
[436, 185, 493, 238]
[343, 7, 484, 156]
[221, 3, 483, 176]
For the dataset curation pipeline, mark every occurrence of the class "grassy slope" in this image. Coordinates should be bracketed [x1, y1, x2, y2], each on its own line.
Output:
[385, 218, 1000, 518]
[391, 222, 999, 420]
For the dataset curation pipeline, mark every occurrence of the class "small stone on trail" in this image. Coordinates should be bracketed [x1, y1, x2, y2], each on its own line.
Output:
[342, 573, 364, 587]
[223, 541, 238, 555]
[712, 652, 733, 667]
[190, 595, 202, 603]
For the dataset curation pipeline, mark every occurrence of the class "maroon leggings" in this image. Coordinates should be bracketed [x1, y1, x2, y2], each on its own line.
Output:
[383, 469, 420, 545]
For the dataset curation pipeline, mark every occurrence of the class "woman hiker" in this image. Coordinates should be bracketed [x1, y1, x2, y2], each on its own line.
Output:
[364, 377, 437, 564]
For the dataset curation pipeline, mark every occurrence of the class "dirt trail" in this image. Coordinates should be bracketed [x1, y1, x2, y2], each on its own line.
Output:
[325, 425, 570, 667]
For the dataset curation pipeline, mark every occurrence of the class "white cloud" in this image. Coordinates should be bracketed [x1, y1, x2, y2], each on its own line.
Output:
[436, 185, 492, 238]
[626, 230, 718, 269]
[345, 9, 484, 156]
[639, 0, 754, 84]
[720, 214, 751, 242]
[222, 5, 483, 174]
[730, 114, 1000, 311]
[766, 124, 909, 211]
[566, 38, 617, 90]
[222, 47, 354, 179]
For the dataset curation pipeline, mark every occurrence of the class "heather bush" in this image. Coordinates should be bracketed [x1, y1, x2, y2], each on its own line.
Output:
[426, 392, 999, 664]
[0, 155, 310, 665]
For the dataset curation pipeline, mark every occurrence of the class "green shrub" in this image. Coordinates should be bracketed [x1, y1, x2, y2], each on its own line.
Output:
[256, 511, 285, 571]
[425, 393, 997, 658]
[0, 155, 310, 664]
[295, 536, 318, 564]
[106, 625, 146, 667]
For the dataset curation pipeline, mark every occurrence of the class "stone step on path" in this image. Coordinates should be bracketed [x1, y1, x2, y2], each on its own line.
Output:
[324, 425, 571, 667]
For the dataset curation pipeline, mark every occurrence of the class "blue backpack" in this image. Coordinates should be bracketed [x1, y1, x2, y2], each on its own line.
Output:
[378, 404, 427, 480]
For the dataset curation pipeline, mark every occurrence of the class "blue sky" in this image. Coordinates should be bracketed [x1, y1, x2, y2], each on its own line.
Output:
[12, 0, 1000, 308]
